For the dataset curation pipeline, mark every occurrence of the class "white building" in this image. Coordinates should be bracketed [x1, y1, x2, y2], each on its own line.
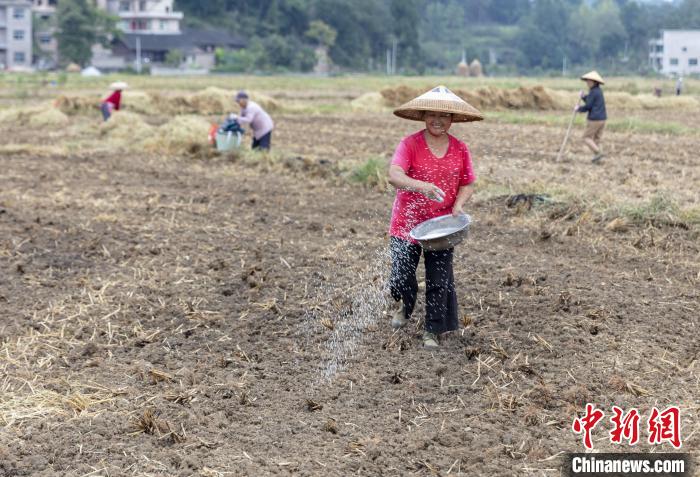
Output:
[0, 0, 32, 70]
[649, 30, 700, 76]
[32, 0, 54, 17]
[100, 0, 183, 35]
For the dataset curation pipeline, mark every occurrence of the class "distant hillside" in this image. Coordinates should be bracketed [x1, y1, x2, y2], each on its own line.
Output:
[174, 0, 700, 74]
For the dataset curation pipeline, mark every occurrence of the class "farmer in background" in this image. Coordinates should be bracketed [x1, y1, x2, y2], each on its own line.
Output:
[232, 91, 274, 150]
[575, 71, 607, 164]
[387, 86, 482, 349]
[676, 76, 683, 96]
[101, 81, 127, 121]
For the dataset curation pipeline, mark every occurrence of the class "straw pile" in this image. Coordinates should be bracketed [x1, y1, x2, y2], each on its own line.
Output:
[466, 86, 562, 110]
[0, 106, 38, 124]
[469, 59, 483, 77]
[249, 91, 282, 112]
[27, 107, 70, 127]
[0, 104, 69, 126]
[380, 85, 420, 107]
[456, 61, 470, 77]
[381, 84, 700, 112]
[142, 115, 211, 154]
[121, 91, 160, 115]
[188, 87, 231, 114]
[155, 87, 231, 115]
[380, 85, 566, 111]
[350, 92, 388, 112]
[55, 95, 100, 114]
[45, 88, 284, 117]
[154, 88, 281, 115]
[99, 111, 153, 142]
[56, 92, 158, 115]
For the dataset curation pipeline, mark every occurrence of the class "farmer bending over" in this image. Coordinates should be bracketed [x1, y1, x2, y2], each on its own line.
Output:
[231, 91, 274, 150]
[575, 71, 607, 163]
[387, 86, 481, 349]
[101, 81, 127, 121]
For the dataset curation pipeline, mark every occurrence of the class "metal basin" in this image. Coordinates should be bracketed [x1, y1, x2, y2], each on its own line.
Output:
[409, 213, 471, 251]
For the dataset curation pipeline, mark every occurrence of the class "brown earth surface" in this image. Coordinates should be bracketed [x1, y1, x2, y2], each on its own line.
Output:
[1, 110, 699, 476]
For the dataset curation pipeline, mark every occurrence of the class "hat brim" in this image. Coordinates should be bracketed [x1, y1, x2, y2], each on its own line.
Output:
[110, 82, 128, 90]
[580, 74, 605, 85]
[393, 101, 483, 123]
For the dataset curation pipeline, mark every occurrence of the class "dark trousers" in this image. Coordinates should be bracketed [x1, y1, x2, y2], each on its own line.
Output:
[252, 131, 272, 150]
[389, 237, 459, 334]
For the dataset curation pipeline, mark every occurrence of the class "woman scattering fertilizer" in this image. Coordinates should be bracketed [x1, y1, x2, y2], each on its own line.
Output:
[101, 81, 128, 122]
[387, 85, 483, 349]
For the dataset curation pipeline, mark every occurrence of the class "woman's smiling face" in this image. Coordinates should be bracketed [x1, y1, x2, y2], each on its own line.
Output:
[424, 111, 453, 137]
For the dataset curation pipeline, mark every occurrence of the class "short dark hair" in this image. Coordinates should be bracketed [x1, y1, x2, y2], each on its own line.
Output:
[235, 91, 249, 100]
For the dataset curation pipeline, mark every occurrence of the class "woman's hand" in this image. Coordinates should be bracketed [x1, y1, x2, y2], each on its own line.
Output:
[417, 182, 445, 202]
[452, 185, 474, 216]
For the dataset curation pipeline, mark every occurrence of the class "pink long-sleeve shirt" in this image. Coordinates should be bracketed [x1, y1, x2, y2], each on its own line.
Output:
[237, 100, 274, 139]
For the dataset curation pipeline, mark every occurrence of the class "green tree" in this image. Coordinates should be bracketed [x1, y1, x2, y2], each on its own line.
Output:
[173, 0, 694, 73]
[619, 0, 650, 61]
[314, 0, 391, 68]
[515, 0, 571, 69]
[487, 0, 529, 24]
[391, 0, 423, 71]
[597, 0, 628, 60]
[214, 47, 259, 72]
[255, 34, 316, 71]
[673, 0, 700, 28]
[421, 0, 466, 69]
[165, 49, 184, 67]
[568, 0, 626, 62]
[305, 20, 337, 47]
[176, 0, 226, 17]
[55, 0, 116, 66]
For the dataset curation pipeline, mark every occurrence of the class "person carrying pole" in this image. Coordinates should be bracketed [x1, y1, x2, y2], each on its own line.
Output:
[575, 71, 607, 164]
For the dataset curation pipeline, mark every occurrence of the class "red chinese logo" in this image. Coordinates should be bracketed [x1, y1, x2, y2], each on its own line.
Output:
[572, 403, 605, 449]
[648, 406, 681, 448]
[610, 406, 640, 445]
[572, 404, 682, 449]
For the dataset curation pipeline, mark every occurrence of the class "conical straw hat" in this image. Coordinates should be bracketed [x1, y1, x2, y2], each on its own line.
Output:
[109, 81, 129, 90]
[580, 71, 605, 85]
[393, 85, 483, 123]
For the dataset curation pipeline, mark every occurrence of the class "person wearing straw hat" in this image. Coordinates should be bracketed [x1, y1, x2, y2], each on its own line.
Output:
[575, 71, 607, 163]
[101, 81, 128, 122]
[387, 86, 482, 349]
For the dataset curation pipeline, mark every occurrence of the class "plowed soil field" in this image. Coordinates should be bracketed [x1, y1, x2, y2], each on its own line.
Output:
[1, 88, 699, 476]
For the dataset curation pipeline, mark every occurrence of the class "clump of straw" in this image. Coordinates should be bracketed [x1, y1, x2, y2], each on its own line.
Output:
[142, 115, 212, 154]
